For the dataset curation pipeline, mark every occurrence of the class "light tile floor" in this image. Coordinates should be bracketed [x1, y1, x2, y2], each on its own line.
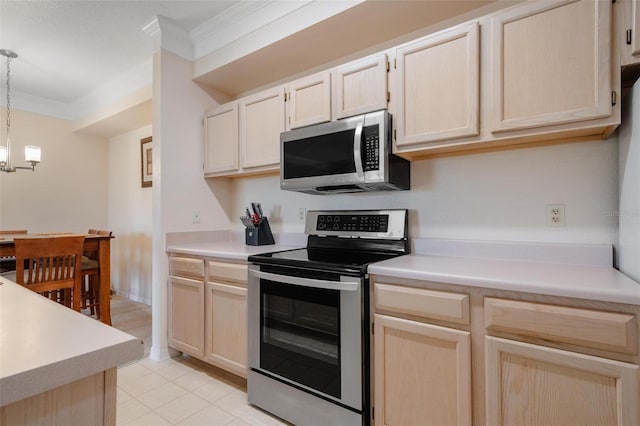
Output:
[111, 296, 289, 426]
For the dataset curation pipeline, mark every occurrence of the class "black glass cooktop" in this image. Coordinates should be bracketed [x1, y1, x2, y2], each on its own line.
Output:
[249, 247, 401, 276]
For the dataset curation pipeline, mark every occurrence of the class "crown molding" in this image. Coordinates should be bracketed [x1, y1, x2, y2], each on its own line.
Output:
[0, 89, 74, 120]
[151, 15, 193, 61]
[190, 0, 313, 59]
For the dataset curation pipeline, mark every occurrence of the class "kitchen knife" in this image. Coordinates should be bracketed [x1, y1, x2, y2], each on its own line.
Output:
[255, 203, 264, 219]
[240, 216, 255, 228]
[251, 203, 260, 218]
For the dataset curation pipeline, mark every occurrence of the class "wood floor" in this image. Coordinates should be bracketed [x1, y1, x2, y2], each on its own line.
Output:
[106, 295, 153, 356]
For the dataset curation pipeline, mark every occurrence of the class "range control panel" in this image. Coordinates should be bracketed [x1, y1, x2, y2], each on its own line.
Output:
[305, 209, 407, 239]
[316, 214, 389, 232]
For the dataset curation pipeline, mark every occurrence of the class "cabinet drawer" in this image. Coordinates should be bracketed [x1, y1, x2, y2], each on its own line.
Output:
[485, 298, 638, 354]
[207, 260, 247, 285]
[374, 282, 470, 325]
[169, 257, 205, 280]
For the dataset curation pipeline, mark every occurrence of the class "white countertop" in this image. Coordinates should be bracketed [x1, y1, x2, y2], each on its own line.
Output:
[166, 230, 305, 259]
[166, 241, 302, 259]
[369, 240, 640, 306]
[166, 232, 640, 306]
[0, 277, 143, 407]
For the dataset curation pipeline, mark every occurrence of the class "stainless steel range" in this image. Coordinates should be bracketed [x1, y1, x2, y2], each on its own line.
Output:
[247, 209, 409, 426]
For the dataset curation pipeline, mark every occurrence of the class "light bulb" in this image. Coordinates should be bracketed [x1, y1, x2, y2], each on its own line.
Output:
[25, 146, 41, 163]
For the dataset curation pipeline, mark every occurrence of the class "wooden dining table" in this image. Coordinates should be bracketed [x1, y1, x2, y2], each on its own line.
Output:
[0, 233, 114, 326]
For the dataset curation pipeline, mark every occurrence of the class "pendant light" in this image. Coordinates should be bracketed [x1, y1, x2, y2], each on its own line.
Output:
[0, 49, 41, 173]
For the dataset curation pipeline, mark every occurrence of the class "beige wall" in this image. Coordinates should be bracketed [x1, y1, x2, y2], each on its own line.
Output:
[618, 80, 640, 281]
[0, 108, 108, 233]
[231, 138, 619, 246]
[151, 49, 232, 360]
[108, 125, 153, 304]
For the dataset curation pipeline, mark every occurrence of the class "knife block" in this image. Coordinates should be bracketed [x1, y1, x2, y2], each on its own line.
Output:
[245, 217, 275, 246]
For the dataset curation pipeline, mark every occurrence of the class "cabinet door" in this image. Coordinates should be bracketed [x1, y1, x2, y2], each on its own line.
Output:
[204, 103, 238, 175]
[374, 314, 472, 426]
[486, 336, 640, 426]
[287, 71, 331, 130]
[205, 282, 247, 378]
[334, 53, 388, 119]
[239, 87, 285, 170]
[491, 0, 612, 133]
[169, 276, 204, 356]
[393, 22, 479, 147]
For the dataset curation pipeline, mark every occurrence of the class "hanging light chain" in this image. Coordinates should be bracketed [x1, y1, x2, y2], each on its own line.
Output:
[6, 53, 11, 133]
[0, 49, 40, 172]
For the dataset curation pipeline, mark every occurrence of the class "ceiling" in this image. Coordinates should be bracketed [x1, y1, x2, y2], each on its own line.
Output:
[0, 0, 503, 136]
[0, 0, 237, 105]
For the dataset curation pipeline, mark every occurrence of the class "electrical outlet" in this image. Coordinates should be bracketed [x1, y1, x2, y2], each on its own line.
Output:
[298, 208, 307, 223]
[192, 210, 201, 224]
[546, 204, 565, 227]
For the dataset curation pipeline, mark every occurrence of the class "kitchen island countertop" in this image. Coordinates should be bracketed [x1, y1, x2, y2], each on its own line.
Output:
[0, 276, 143, 407]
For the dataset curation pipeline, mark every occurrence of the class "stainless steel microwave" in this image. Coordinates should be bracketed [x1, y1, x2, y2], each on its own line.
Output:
[280, 110, 410, 194]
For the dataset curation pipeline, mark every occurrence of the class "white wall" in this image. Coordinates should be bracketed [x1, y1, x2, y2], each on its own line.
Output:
[151, 49, 231, 360]
[618, 81, 640, 282]
[232, 138, 619, 246]
[0, 108, 108, 232]
[108, 125, 153, 304]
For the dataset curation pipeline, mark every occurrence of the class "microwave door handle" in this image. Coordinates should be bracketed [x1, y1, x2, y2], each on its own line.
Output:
[353, 122, 364, 179]
[251, 270, 359, 291]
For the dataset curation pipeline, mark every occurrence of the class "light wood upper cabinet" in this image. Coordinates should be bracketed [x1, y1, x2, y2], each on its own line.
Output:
[486, 336, 640, 426]
[204, 103, 238, 175]
[619, 0, 640, 67]
[239, 87, 285, 170]
[491, 0, 612, 133]
[393, 22, 480, 147]
[333, 53, 388, 120]
[286, 71, 331, 130]
[374, 314, 472, 426]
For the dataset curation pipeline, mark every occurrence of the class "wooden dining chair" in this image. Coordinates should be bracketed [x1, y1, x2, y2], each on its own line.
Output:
[0, 229, 28, 273]
[9, 236, 85, 311]
[81, 229, 113, 317]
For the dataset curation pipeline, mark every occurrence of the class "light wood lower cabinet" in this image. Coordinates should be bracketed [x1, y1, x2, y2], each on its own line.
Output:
[205, 281, 247, 378]
[486, 336, 640, 426]
[168, 275, 205, 357]
[168, 255, 248, 378]
[374, 314, 472, 426]
[372, 277, 640, 425]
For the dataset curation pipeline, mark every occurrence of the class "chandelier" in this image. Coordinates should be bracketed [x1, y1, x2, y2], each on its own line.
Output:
[0, 49, 41, 173]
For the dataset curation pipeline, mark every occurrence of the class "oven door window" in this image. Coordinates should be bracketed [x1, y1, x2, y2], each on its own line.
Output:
[260, 280, 340, 399]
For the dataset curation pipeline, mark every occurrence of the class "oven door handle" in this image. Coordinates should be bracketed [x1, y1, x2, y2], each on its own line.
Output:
[251, 270, 360, 291]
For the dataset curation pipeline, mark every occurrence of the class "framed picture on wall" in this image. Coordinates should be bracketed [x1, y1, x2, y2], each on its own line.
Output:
[141, 136, 152, 188]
